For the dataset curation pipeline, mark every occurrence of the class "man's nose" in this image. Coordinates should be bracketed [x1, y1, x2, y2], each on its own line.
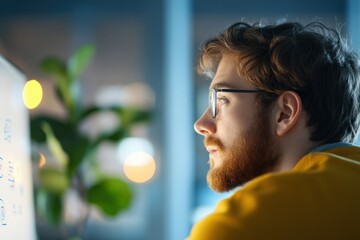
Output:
[194, 108, 216, 136]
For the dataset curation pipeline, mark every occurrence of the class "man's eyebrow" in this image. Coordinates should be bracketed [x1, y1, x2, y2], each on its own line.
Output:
[210, 83, 235, 89]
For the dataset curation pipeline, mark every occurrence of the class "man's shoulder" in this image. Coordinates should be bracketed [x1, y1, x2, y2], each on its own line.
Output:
[187, 155, 360, 240]
[294, 144, 360, 171]
[241, 146, 360, 201]
[187, 173, 310, 240]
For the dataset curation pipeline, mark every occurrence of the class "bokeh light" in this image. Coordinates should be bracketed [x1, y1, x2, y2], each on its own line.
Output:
[117, 137, 154, 160]
[22, 79, 43, 109]
[38, 153, 46, 168]
[95, 82, 155, 109]
[124, 152, 156, 183]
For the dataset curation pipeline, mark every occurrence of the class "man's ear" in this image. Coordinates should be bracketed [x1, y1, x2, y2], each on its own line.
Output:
[273, 91, 302, 136]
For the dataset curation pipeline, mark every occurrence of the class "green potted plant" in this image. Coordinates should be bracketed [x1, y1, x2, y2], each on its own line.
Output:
[30, 44, 151, 239]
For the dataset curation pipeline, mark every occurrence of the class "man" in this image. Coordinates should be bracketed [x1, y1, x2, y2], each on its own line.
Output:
[187, 21, 360, 239]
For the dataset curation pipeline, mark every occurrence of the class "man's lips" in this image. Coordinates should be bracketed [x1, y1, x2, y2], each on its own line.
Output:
[206, 145, 218, 154]
[205, 145, 221, 167]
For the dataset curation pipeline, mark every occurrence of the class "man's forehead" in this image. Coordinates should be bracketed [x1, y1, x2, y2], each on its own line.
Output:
[210, 74, 251, 90]
[209, 68, 253, 90]
[209, 54, 252, 89]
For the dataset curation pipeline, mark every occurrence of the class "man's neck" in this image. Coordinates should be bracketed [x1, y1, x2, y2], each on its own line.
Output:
[276, 141, 320, 172]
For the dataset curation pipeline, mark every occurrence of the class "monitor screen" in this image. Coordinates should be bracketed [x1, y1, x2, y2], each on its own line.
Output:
[0, 55, 36, 239]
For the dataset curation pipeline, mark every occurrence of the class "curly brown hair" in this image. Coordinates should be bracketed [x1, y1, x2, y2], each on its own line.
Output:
[198, 21, 360, 144]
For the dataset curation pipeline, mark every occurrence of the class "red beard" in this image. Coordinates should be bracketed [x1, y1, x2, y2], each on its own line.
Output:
[205, 109, 281, 192]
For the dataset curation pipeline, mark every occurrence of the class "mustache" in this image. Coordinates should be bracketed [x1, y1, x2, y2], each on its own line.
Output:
[204, 136, 224, 150]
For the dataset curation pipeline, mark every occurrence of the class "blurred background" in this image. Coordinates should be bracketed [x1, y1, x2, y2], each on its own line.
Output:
[1, 0, 360, 239]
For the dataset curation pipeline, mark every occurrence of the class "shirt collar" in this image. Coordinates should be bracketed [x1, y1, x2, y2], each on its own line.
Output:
[310, 142, 356, 153]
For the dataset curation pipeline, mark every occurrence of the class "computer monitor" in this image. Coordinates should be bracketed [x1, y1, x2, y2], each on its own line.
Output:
[0, 55, 37, 239]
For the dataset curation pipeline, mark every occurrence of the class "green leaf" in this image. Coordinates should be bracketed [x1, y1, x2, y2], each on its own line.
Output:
[30, 116, 57, 143]
[39, 168, 69, 193]
[80, 105, 151, 125]
[65, 135, 90, 178]
[42, 122, 68, 168]
[31, 115, 90, 178]
[40, 56, 75, 114]
[68, 44, 95, 81]
[91, 127, 128, 148]
[80, 105, 124, 120]
[120, 108, 152, 127]
[30, 115, 76, 143]
[87, 178, 132, 216]
[40, 56, 67, 77]
[36, 188, 63, 225]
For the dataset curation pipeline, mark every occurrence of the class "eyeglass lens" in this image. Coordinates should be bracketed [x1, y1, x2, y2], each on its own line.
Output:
[209, 89, 216, 118]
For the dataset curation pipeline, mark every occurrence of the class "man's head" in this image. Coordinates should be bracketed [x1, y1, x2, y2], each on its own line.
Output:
[194, 21, 360, 192]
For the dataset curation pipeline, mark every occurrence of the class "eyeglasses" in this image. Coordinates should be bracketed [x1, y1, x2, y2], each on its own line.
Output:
[209, 88, 261, 118]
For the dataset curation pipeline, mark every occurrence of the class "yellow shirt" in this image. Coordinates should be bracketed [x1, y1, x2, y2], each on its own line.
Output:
[187, 145, 360, 240]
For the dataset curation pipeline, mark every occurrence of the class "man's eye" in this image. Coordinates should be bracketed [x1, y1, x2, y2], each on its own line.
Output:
[218, 97, 228, 105]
